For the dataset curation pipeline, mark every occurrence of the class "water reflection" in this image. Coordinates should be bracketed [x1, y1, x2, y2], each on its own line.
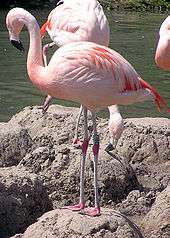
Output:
[0, 10, 169, 121]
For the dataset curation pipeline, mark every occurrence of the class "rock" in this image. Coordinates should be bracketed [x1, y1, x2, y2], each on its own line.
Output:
[0, 166, 52, 238]
[6, 106, 138, 208]
[116, 117, 170, 162]
[0, 122, 33, 167]
[115, 189, 156, 226]
[114, 118, 170, 192]
[141, 185, 170, 238]
[0, 105, 169, 238]
[18, 145, 138, 208]
[8, 105, 79, 142]
[11, 208, 143, 238]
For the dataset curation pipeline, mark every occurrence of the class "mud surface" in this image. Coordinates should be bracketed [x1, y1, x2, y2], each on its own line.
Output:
[0, 105, 169, 238]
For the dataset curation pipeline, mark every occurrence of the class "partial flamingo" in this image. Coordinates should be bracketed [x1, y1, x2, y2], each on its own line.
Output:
[40, 0, 124, 150]
[6, 8, 169, 216]
[155, 15, 170, 70]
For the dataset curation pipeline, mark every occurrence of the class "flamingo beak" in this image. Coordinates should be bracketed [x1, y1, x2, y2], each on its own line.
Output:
[10, 39, 25, 52]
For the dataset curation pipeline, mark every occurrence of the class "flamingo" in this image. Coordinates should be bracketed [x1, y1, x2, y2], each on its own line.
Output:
[6, 8, 169, 216]
[40, 0, 124, 150]
[155, 15, 170, 70]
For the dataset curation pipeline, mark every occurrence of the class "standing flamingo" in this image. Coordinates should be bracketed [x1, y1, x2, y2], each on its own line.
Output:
[155, 15, 170, 70]
[40, 0, 124, 150]
[6, 8, 169, 216]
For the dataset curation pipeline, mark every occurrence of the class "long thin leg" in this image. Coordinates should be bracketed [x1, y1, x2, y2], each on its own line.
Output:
[43, 42, 56, 67]
[92, 113, 100, 211]
[65, 106, 89, 211]
[42, 95, 53, 114]
[79, 107, 88, 206]
[72, 105, 83, 146]
[83, 112, 100, 216]
[41, 42, 56, 113]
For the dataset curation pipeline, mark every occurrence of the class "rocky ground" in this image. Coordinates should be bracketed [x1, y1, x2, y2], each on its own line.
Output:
[0, 105, 169, 238]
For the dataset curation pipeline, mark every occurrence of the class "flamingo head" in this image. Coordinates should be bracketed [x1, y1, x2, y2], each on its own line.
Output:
[6, 8, 25, 52]
[108, 114, 124, 150]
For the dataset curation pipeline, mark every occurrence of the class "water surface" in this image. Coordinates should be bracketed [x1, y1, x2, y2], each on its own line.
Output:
[0, 10, 169, 122]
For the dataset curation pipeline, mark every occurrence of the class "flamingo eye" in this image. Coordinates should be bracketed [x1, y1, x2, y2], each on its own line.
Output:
[57, 0, 64, 6]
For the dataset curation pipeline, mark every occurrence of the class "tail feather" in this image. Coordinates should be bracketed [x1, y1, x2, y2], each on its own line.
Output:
[140, 78, 170, 113]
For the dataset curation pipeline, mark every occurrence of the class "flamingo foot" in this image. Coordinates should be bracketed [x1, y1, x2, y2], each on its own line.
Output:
[80, 207, 101, 217]
[64, 202, 85, 211]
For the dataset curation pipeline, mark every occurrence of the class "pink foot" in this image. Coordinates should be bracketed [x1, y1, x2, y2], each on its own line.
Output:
[72, 138, 82, 148]
[64, 202, 85, 211]
[80, 207, 101, 217]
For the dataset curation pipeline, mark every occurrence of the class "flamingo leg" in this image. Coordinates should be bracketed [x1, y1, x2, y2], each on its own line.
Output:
[82, 112, 101, 216]
[43, 42, 56, 66]
[66, 106, 88, 211]
[72, 105, 83, 147]
[42, 95, 53, 114]
[41, 42, 56, 113]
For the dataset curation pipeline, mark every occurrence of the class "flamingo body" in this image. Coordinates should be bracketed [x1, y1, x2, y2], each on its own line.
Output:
[37, 42, 154, 111]
[41, 0, 109, 47]
[155, 16, 170, 70]
[41, 0, 124, 148]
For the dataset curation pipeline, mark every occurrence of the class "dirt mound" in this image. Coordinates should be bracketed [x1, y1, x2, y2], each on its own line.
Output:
[142, 185, 170, 238]
[0, 166, 52, 237]
[10, 208, 144, 238]
[0, 105, 169, 238]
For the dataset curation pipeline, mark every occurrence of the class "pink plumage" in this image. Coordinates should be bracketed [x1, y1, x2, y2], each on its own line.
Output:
[155, 16, 170, 70]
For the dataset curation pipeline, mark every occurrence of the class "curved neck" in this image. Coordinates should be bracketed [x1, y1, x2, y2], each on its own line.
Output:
[12, 9, 45, 86]
[27, 20, 43, 66]
[26, 18, 44, 85]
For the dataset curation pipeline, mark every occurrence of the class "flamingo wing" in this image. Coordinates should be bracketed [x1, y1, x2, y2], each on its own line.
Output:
[40, 0, 109, 46]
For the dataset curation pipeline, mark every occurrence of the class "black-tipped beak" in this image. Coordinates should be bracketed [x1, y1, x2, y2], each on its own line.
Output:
[10, 40, 25, 52]
[105, 143, 114, 153]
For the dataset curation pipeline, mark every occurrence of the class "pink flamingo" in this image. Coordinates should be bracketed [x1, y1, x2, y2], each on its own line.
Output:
[155, 16, 170, 70]
[40, 0, 124, 150]
[6, 8, 169, 216]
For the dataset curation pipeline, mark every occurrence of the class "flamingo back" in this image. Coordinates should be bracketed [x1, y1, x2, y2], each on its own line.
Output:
[41, 0, 109, 47]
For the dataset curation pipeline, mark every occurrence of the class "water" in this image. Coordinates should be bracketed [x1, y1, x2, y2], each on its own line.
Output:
[0, 9, 169, 122]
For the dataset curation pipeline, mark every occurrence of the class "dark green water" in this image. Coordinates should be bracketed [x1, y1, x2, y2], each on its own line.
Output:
[0, 10, 169, 122]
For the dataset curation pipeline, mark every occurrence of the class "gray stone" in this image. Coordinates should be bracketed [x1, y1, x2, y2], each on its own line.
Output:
[0, 166, 52, 237]
[141, 185, 170, 238]
[0, 105, 169, 238]
[11, 208, 141, 238]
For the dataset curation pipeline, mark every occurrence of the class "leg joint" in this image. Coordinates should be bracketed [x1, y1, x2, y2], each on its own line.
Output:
[81, 139, 89, 154]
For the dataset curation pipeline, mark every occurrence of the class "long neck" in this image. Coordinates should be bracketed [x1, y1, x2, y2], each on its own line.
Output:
[12, 9, 45, 87]
[26, 18, 44, 86]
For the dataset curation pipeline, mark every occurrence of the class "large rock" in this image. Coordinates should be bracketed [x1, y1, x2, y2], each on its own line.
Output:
[0, 122, 33, 167]
[4, 106, 138, 208]
[18, 147, 138, 208]
[10, 208, 143, 238]
[0, 105, 169, 238]
[0, 166, 52, 238]
[141, 185, 170, 238]
[114, 117, 170, 192]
